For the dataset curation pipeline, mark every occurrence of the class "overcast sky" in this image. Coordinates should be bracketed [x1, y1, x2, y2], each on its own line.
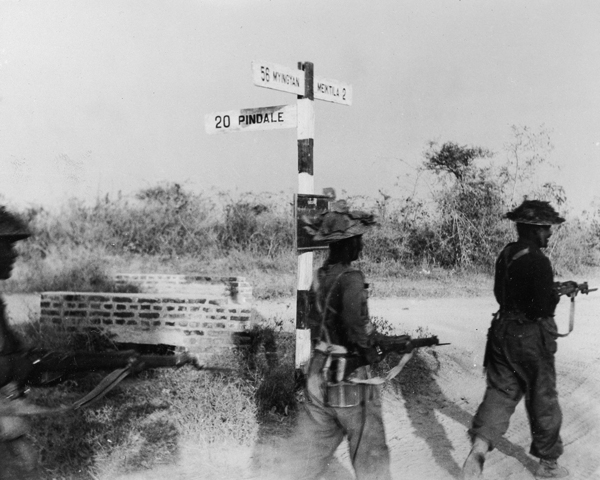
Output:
[1, 0, 599, 213]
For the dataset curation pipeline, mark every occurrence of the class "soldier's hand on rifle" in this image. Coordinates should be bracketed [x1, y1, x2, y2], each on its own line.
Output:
[555, 281, 579, 297]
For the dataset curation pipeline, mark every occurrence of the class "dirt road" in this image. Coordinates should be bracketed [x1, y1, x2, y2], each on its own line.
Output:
[8, 290, 599, 480]
[248, 292, 600, 480]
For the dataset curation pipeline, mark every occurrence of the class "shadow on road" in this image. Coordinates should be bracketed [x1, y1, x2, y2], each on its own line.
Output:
[389, 350, 539, 478]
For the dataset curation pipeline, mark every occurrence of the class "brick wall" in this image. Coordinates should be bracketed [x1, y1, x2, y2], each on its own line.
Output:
[113, 274, 253, 304]
[39, 292, 252, 362]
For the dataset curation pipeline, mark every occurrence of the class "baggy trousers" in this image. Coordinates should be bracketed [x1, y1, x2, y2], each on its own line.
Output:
[469, 316, 564, 460]
[288, 353, 391, 480]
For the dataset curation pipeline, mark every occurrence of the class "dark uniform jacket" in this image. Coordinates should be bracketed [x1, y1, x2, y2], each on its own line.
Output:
[309, 262, 374, 355]
[494, 239, 559, 320]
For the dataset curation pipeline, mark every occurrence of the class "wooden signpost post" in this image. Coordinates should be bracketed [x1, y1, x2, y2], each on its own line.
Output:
[205, 60, 352, 371]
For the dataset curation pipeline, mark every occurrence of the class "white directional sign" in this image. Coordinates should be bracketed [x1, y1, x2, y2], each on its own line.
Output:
[205, 104, 297, 134]
[314, 76, 353, 106]
[252, 61, 305, 96]
[252, 60, 353, 106]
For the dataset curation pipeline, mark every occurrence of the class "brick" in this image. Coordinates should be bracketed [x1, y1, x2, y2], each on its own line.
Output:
[126, 320, 138, 326]
[40, 301, 50, 308]
[140, 312, 160, 319]
[88, 295, 110, 302]
[116, 304, 127, 310]
[65, 310, 87, 317]
[112, 297, 133, 303]
[162, 298, 186, 304]
[114, 312, 134, 318]
[103, 319, 113, 325]
[138, 298, 160, 304]
[104, 304, 113, 310]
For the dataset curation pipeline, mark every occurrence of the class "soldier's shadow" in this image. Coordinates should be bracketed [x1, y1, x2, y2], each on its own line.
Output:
[387, 351, 539, 479]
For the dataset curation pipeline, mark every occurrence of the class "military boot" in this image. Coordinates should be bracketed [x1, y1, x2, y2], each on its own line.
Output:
[461, 436, 489, 479]
[535, 458, 569, 478]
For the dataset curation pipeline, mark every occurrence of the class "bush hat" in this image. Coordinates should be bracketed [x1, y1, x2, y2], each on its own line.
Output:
[302, 200, 377, 243]
[505, 200, 565, 226]
[0, 207, 31, 240]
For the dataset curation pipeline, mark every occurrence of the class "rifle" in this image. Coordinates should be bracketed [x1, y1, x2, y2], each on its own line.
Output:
[341, 334, 448, 379]
[553, 281, 597, 337]
[554, 281, 598, 297]
[373, 334, 447, 359]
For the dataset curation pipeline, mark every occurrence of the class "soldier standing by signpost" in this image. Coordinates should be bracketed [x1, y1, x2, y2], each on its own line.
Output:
[282, 200, 395, 480]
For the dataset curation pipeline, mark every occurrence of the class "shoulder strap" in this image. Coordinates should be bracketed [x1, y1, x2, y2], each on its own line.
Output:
[501, 247, 530, 309]
[316, 268, 354, 344]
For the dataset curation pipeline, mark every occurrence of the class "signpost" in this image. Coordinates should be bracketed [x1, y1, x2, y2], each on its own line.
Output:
[206, 60, 352, 371]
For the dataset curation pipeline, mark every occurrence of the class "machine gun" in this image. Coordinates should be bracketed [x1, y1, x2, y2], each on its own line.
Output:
[554, 281, 598, 297]
[0, 348, 227, 413]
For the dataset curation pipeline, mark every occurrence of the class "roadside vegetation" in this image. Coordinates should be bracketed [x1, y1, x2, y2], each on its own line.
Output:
[3, 125, 600, 478]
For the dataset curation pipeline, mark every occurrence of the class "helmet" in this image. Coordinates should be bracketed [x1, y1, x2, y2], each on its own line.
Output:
[302, 200, 377, 244]
[0, 207, 31, 240]
[505, 200, 565, 226]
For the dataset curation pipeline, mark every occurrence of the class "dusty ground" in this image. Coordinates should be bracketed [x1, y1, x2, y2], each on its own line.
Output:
[243, 292, 600, 480]
[6, 286, 600, 480]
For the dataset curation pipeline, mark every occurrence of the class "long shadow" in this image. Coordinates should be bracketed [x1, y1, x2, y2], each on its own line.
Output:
[388, 351, 539, 478]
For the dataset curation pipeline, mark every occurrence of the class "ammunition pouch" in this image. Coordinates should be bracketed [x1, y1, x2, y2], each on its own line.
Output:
[325, 381, 373, 408]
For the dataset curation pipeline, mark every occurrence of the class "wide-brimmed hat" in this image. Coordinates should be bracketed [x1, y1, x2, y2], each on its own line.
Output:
[505, 200, 565, 226]
[0, 207, 31, 240]
[302, 200, 377, 243]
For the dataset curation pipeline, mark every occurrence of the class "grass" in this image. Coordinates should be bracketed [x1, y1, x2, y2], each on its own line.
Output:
[8, 320, 297, 480]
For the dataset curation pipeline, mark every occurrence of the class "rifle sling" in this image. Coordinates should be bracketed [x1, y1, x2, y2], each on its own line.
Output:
[72, 366, 132, 410]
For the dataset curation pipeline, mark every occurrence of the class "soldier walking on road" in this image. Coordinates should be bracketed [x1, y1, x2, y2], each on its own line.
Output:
[284, 200, 397, 480]
[462, 200, 570, 479]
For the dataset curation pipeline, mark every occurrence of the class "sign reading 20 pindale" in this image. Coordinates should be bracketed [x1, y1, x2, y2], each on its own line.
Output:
[205, 104, 297, 134]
